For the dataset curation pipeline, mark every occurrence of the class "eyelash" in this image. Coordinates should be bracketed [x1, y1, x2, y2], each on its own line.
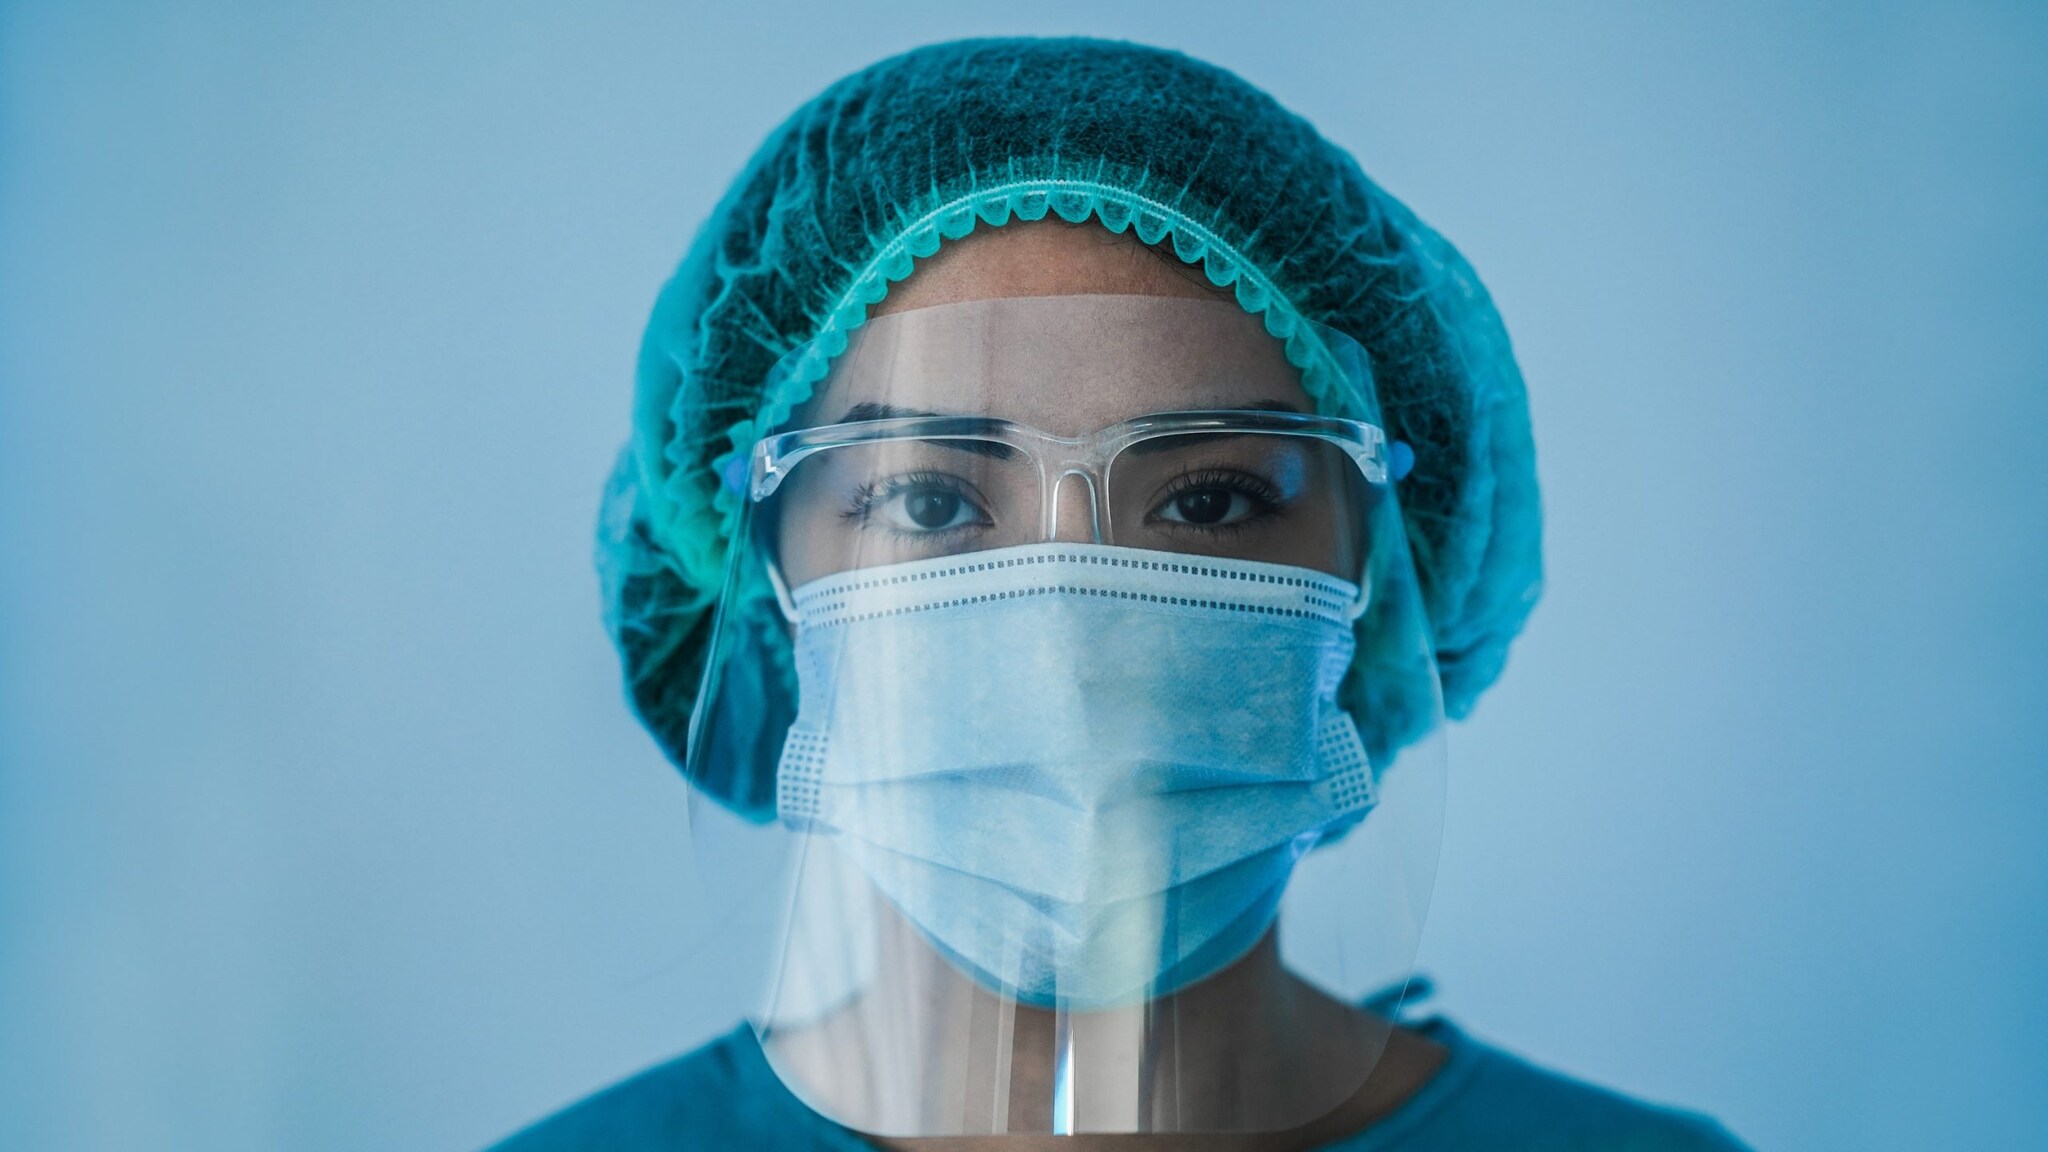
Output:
[1155, 469, 1285, 532]
[839, 468, 1281, 536]
[843, 470, 987, 537]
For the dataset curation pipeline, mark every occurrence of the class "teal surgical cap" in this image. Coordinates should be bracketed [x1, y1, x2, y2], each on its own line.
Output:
[598, 37, 1542, 818]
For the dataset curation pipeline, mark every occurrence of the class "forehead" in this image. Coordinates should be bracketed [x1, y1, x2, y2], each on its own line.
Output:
[802, 294, 1311, 436]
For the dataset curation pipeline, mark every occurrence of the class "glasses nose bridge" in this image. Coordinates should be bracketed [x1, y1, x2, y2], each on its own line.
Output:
[1041, 454, 1109, 544]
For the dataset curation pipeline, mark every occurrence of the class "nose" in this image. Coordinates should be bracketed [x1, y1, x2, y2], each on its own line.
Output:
[1048, 469, 1103, 544]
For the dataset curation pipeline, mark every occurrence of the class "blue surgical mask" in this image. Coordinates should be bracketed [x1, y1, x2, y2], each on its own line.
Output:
[774, 542, 1376, 1009]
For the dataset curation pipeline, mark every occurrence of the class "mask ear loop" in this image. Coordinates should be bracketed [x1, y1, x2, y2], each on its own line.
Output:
[1345, 576, 1374, 623]
[764, 554, 801, 624]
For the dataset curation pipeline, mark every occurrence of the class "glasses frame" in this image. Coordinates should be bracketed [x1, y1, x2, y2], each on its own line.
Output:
[750, 407, 1388, 539]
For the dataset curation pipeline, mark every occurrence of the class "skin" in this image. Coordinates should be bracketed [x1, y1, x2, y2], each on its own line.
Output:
[763, 220, 1446, 1151]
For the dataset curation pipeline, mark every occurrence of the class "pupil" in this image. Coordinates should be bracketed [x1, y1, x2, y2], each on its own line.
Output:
[907, 489, 960, 528]
[1176, 489, 1231, 525]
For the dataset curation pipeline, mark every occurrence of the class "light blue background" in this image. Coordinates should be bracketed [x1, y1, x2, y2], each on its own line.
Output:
[3, 3, 2043, 1149]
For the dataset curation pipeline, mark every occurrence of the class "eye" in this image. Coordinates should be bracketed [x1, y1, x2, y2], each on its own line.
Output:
[1160, 488, 1249, 526]
[891, 486, 974, 530]
[1150, 471, 1280, 529]
[858, 472, 992, 534]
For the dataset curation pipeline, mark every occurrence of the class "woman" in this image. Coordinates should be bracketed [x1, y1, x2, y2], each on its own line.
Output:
[494, 37, 1750, 1151]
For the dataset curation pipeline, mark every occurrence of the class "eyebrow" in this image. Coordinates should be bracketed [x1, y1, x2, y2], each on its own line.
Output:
[837, 402, 944, 422]
[834, 402, 1017, 459]
[835, 399, 1305, 422]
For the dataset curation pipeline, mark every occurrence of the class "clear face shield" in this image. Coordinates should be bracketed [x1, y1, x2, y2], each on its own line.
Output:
[684, 294, 1446, 1137]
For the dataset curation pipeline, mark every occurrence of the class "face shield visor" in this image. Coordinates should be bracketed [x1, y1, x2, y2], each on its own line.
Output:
[683, 294, 1446, 1137]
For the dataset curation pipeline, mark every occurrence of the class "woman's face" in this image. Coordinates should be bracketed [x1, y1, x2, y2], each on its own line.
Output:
[772, 222, 1357, 586]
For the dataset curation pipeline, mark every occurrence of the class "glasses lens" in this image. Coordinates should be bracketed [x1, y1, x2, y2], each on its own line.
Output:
[1104, 431, 1370, 579]
[765, 435, 1041, 583]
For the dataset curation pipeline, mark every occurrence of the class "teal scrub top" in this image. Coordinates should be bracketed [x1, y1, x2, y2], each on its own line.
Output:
[485, 1016, 1751, 1151]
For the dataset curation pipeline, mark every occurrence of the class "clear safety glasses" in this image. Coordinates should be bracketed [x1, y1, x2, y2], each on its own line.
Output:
[749, 408, 1388, 594]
